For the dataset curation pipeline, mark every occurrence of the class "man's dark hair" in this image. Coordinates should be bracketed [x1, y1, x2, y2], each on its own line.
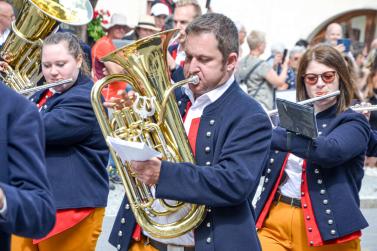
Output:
[185, 13, 239, 63]
[295, 39, 309, 49]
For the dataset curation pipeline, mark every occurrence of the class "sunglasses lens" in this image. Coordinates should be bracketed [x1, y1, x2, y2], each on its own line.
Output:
[322, 71, 336, 83]
[303, 71, 336, 85]
[304, 74, 318, 85]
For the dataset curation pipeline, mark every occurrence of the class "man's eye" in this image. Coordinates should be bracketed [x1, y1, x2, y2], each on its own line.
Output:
[199, 57, 210, 63]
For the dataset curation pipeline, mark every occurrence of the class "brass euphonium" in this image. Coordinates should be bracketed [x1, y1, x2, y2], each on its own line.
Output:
[0, 0, 93, 93]
[91, 29, 206, 238]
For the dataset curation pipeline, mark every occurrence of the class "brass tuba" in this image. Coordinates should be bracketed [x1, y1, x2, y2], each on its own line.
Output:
[0, 0, 93, 92]
[91, 29, 206, 238]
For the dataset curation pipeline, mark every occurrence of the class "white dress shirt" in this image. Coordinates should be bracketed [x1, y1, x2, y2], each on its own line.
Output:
[279, 153, 303, 199]
[0, 194, 7, 216]
[0, 29, 10, 46]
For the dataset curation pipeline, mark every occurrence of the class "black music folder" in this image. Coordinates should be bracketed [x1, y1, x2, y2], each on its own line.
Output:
[276, 98, 318, 139]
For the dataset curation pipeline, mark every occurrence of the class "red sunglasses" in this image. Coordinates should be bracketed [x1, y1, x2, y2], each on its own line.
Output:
[303, 71, 337, 85]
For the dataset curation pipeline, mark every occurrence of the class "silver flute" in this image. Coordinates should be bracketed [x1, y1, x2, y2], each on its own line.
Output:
[351, 105, 377, 112]
[268, 90, 341, 116]
[18, 79, 73, 95]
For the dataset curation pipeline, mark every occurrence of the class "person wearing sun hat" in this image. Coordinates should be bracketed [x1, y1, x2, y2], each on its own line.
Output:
[124, 15, 160, 41]
[151, 2, 170, 30]
[91, 13, 132, 100]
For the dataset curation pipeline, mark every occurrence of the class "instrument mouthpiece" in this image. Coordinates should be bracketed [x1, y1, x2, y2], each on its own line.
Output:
[190, 75, 200, 85]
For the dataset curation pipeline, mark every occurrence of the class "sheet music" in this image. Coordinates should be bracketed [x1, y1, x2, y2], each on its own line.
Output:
[107, 136, 162, 162]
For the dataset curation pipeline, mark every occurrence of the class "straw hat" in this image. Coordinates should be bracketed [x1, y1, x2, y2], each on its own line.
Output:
[102, 13, 131, 30]
[136, 15, 160, 32]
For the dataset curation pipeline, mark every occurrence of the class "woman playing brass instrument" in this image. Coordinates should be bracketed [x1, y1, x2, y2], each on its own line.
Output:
[11, 32, 109, 251]
[255, 44, 370, 251]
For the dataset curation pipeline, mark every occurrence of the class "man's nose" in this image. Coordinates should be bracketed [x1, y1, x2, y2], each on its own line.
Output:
[187, 58, 199, 74]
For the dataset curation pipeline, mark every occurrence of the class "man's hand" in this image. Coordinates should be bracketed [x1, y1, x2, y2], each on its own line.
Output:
[103, 90, 135, 110]
[0, 61, 9, 73]
[131, 157, 161, 185]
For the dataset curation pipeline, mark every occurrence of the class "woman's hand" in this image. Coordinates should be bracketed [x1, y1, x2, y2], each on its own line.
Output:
[353, 102, 372, 121]
[103, 90, 135, 110]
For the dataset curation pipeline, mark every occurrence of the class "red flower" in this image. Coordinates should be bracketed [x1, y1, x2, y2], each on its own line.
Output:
[88, 9, 110, 41]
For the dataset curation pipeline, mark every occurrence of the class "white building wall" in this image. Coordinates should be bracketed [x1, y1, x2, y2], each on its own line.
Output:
[95, 0, 377, 57]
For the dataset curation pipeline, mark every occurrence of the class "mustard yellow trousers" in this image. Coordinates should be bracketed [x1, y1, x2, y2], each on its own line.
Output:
[258, 201, 360, 251]
[11, 208, 105, 251]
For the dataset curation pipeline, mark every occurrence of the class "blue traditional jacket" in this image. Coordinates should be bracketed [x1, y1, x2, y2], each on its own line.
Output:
[30, 74, 109, 209]
[255, 105, 370, 246]
[0, 83, 55, 251]
[109, 81, 272, 251]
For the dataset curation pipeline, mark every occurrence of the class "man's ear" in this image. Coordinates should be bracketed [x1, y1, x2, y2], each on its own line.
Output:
[226, 52, 238, 72]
